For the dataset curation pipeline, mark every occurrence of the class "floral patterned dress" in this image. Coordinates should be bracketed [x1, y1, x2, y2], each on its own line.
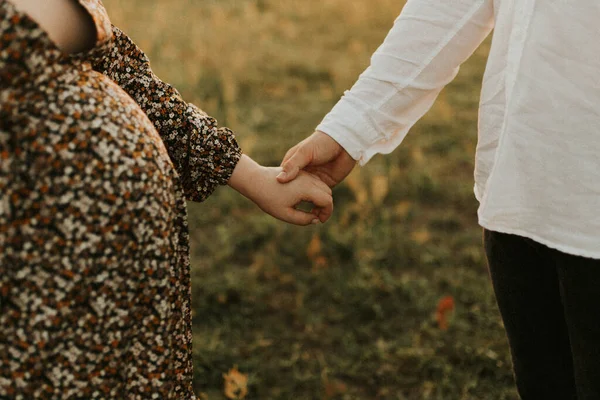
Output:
[0, 0, 241, 398]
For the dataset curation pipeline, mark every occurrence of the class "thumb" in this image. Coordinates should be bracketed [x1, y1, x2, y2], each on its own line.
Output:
[277, 147, 312, 183]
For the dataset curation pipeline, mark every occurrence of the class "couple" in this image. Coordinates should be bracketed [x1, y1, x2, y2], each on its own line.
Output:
[2, 0, 600, 399]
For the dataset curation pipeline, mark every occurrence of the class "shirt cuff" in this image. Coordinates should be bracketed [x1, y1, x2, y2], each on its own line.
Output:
[315, 96, 383, 166]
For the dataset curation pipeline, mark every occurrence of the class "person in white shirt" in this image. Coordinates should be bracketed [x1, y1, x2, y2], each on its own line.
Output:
[276, 0, 600, 398]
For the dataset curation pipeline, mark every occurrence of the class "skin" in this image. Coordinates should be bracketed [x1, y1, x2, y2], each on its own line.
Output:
[10, 0, 97, 54]
[228, 155, 333, 225]
[10, 0, 333, 225]
[277, 130, 356, 188]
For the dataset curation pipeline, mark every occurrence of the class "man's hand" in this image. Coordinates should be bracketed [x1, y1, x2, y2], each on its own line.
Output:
[277, 131, 356, 187]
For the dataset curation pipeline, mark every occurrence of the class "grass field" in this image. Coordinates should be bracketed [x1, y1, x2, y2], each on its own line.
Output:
[103, 1, 518, 399]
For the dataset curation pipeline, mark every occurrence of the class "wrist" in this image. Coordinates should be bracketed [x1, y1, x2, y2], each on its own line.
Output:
[227, 154, 266, 199]
[314, 127, 362, 163]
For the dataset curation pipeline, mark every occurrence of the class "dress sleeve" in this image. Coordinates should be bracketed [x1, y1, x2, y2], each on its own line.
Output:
[316, 0, 495, 165]
[90, 26, 242, 202]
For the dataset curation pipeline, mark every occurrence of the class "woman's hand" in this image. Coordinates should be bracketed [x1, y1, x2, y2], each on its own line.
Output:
[228, 155, 333, 225]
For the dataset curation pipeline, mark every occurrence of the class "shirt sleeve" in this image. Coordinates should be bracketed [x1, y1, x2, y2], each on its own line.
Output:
[90, 26, 242, 202]
[316, 0, 495, 165]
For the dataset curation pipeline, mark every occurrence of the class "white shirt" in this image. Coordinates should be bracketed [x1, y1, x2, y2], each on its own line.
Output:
[317, 0, 600, 259]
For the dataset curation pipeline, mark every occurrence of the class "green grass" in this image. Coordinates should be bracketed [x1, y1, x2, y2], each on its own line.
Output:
[104, 0, 518, 398]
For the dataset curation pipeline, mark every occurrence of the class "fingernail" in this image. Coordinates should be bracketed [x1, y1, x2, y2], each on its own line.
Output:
[277, 171, 287, 180]
[311, 219, 320, 225]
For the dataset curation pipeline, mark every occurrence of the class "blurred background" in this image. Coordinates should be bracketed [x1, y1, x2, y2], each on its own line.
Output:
[103, 0, 517, 399]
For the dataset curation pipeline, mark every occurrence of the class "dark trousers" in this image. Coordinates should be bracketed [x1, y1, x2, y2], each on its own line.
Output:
[483, 229, 600, 400]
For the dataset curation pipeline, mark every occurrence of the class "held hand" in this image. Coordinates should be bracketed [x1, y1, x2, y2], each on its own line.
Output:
[253, 167, 333, 225]
[277, 131, 356, 187]
[229, 155, 333, 225]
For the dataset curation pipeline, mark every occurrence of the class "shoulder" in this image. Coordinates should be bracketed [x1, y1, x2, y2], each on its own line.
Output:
[8, 0, 98, 54]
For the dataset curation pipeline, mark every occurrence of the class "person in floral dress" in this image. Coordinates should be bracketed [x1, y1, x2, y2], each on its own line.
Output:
[0, 0, 333, 398]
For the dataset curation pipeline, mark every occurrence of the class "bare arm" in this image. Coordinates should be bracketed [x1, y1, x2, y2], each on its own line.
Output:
[9, 0, 96, 54]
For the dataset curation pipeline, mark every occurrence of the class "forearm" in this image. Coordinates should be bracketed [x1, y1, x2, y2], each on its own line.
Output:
[317, 0, 494, 164]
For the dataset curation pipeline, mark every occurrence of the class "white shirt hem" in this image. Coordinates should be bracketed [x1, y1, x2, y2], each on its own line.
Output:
[478, 219, 600, 260]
